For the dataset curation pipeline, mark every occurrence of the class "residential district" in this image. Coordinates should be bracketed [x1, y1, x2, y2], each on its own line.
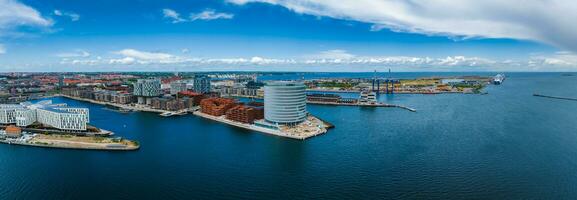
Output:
[0, 72, 505, 149]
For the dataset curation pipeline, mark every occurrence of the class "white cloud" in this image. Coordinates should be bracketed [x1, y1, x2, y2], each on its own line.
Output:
[108, 49, 189, 65]
[56, 49, 577, 71]
[0, 44, 5, 54]
[308, 49, 356, 60]
[109, 57, 136, 65]
[190, 10, 234, 21]
[162, 9, 185, 23]
[57, 50, 90, 58]
[0, 0, 52, 33]
[229, 0, 577, 52]
[163, 9, 234, 23]
[527, 52, 577, 71]
[53, 10, 80, 21]
[114, 49, 175, 60]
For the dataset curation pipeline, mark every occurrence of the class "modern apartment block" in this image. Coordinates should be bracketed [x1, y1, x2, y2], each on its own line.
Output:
[0, 104, 23, 124]
[264, 81, 307, 125]
[170, 80, 188, 95]
[200, 98, 237, 116]
[225, 103, 264, 124]
[193, 75, 211, 94]
[133, 78, 162, 104]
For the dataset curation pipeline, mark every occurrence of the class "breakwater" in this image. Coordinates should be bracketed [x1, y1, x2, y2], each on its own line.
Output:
[533, 94, 577, 101]
[307, 101, 417, 112]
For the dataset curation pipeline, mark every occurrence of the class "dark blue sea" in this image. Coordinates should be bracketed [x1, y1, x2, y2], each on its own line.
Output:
[2, 72, 577, 199]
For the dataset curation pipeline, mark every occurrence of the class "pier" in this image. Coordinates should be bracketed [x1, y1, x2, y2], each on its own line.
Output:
[533, 94, 577, 101]
[306, 101, 417, 112]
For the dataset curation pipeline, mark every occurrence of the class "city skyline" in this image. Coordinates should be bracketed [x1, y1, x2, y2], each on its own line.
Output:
[0, 0, 576, 72]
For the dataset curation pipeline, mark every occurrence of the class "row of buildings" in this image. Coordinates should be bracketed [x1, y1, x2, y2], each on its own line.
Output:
[133, 75, 211, 105]
[0, 100, 89, 131]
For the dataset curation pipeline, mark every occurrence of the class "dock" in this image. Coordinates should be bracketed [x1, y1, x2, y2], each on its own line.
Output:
[533, 93, 577, 101]
[159, 109, 190, 117]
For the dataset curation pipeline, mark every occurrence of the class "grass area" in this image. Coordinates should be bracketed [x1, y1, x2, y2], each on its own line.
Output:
[34, 134, 139, 147]
[317, 81, 357, 89]
[400, 79, 439, 87]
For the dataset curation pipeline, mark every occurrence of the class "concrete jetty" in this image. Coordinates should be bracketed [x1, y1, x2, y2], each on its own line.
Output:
[533, 94, 577, 101]
[307, 101, 417, 112]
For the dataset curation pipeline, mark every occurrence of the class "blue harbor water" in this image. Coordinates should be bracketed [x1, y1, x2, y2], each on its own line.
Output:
[2, 72, 577, 199]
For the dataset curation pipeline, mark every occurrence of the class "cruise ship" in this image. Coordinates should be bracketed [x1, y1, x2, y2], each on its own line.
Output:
[493, 74, 506, 85]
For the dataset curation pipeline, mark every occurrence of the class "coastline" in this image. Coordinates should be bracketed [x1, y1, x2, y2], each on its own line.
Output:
[193, 111, 328, 140]
[59, 94, 168, 113]
[59, 95, 330, 140]
[0, 135, 140, 151]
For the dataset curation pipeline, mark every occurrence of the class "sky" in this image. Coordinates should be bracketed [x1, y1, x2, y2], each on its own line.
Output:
[0, 0, 576, 72]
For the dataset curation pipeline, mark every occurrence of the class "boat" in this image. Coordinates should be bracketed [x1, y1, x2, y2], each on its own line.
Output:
[493, 74, 506, 85]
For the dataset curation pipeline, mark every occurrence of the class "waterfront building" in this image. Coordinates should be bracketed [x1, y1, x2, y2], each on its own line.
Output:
[225, 104, 264, 124]
[4, 125, 22, 138]
[219, 85, 259, 97]
[0, 100, 89, 131]
[178, 91, 204, 106]
[111, 92, 134, 104]
[15, 109, 36, 127]
[200, 98, 237, 116]
[34, 104, 89, 131]
[193, 75, 211, 94]
[264, 81, 307, 125]
[170, 80, 188, 95]
[133, 78, 162, 104]
[307, 94, 341, 103]
[0, 104, 22, 124]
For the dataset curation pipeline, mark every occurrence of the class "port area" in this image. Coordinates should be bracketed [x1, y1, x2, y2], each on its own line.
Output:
[306, 101, 417, 112]
[193, 111, 330, 140]
[0, 132, 139, 151]
[305, 75, 497, 94]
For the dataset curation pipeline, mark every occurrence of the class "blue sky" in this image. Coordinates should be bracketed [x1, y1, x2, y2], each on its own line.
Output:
[0, 0, 576, 72]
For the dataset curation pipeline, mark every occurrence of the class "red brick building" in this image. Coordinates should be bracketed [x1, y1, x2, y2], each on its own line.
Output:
[200, 98, 237, 116]
[178, 91, 204, 106]
[225, 105, 264, 124]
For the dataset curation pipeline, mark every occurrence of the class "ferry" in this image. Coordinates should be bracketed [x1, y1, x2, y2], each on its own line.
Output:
[493, 74, 506, 85]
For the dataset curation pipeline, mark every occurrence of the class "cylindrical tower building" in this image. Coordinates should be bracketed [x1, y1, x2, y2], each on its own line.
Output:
[264, 81, 307, 125]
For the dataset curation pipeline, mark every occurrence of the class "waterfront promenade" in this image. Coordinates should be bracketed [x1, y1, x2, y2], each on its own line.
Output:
[60, 95, 168, 113]
[193, 111, 328, 140]
[0, 134, 139, 151]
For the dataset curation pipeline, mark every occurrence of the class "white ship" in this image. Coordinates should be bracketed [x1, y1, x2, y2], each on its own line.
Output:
[493, 74, 506, 85]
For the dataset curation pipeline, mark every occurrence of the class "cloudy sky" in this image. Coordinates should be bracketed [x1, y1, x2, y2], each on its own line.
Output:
[0, 0, 576, 72]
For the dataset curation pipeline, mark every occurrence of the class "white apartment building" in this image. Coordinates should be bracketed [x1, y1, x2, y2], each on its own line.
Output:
[0, 100, 90, 131]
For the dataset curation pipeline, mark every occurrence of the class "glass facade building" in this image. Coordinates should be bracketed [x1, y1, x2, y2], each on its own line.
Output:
[264, 81, 307, 125]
